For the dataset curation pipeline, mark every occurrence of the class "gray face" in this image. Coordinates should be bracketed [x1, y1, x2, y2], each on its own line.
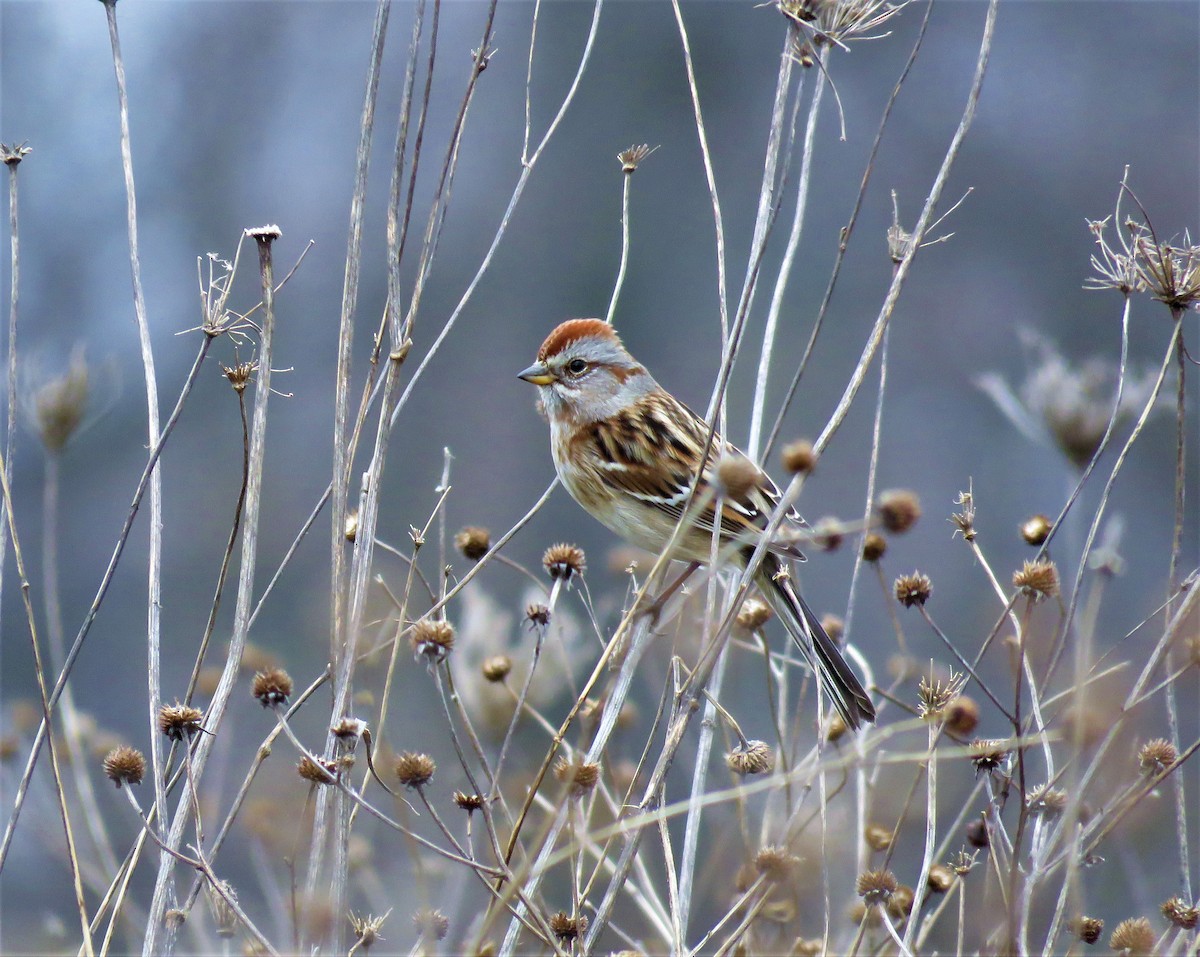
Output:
[520, 335, 654, 424]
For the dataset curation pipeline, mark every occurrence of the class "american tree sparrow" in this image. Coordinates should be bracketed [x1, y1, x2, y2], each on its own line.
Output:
[519, 319, 875, 730]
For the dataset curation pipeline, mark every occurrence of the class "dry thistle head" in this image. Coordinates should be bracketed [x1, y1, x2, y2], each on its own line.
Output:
[331, 717, 367, 747]
[950, 489, 976, 541]
[1135, 232, 1200, 313]
[554, 756, 601, 798]
[298, 755, 338, 785]
[1, 141, 32, 165]
[1020, 513, 1052, 545]
[1161, 897, 1199, 930]
[349, 911, 388, 950]
[549, 912, 587, 942]
[717, 455, 762, 499]
[726, 740, 774, 776]
[251, 668, 293, 708]
[965, 816, 989, 848]
[812, 516, 843, 552]
[917, 669, 966, 720]
[453, 791, 485, 813]
[410, 619, 455, 662]
[781, 438, 816, 474]
[969, 738, 1010, 774]
[856, 868, 898, 905]
[1109, 916, 1154, 955]
[617, 143, 655, 174]
[863, 823, 892, 852]
[1026, 784, 1068, 819]
[454, 526, 491, 560]
[102, 745, 146, 788]
[754, 845, 800, 882]
[222, 359, 257, 393]
[1013, 559, 1060, 600]
[943, 695, 979, 736]
[33, 347, 90, 453]
[926, 864, 954, 894]
[862, 532, 887, 562]
[1138, 738, 1177, 776]
[543, 543, 586, 582]
[412, 907, 449, 942]
[207, 882, 239, 939]
[481, 655, 512, 682]
[876, 489, 921, 534]
[736, 596, 773, 631]
[158, 703, 204, 741]
[394, 752, 436, 790]
[526, 603, 551, 628]
[887, 885, 915, 922]
[895, 572, 932, 608]
[1070, 915, 1104, 945]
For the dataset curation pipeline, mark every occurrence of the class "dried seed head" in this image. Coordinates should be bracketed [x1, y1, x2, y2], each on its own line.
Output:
[208, 882, 239, 938]
[251, 668, 293, 708]
[877, 490, 921, 534]
[453, 791, 485, 813]
[793, 940, 822, 957]
[949, 849, 979, 876]
[965, 816, 989, 848]
[222, 360, 256, 393]
[927, 864, 954, 893]
[781, 439, 817, 474]
[848, 900, 881, 928]
[1070, 915, 1104, 945]
[349, 911, 387, 950]
[454, 526, 491, 560]
[918, 669, 966, 720]
[950, 489, 976, 541]
[736, 597, 773, 631]
[543, 543, 586, 582]
[617, 143, 655, 174]
[754, 845, 800, 882]
[812, 516, 843, 552]
[1161, 897, 1199, 930]
[1026, 784, 1068, 818]
[1109, 916, 1154, 955]
[825, 713, 848, 744]
[102, 745, 146, 788]
[344, 509, 358, 542]
[856, 868, 898, 905]
[298, 756, 338, 785]
[331, 717, 367, 746]
[887, 885, 915, 922]
[726, 740, 774, 776]
[554, 757, 600, 797]
[944, 695, 980, 736]
[1020, 514, 1052, 545]
[717, 455, 761, 499]
[158, 703, 204, 741]
[1013, 559, 1060, 600]
[549, 912, 587, 942]
[862, 533, 887, 562]
[412, 907, 450, 942]
[0, 142, 32, 166]
[526, 603, 551, 628]
[864, 823, 893, 852]
[969, 739, 1011, 774]
[410, 619, 455, 662]
[481, 655, 512, 682]
[33, 348, 90, 453]
[394, 752, 436, 789]
[1138, 738, 1177, 776]
[895, 572, 932, 608]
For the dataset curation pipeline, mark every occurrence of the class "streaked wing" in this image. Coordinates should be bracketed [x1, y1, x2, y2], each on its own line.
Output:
[577, 391, 804, 555]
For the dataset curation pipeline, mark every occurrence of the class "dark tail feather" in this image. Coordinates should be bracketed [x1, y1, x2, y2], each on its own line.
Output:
[758, 559, 876, 730]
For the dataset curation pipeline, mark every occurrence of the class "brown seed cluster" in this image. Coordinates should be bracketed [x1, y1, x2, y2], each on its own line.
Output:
[454, 526, 491, 560]
[102, 746, 146, 788]
[1161, 896, 1200, 929]
[543, 543, 587, 582]
[876, 489, 921, 534]
[1138, 738, 1177, 776]
[726, 740, 774, 776]
[251, 668, 293, 708]
[526, 603, 551, 628]
[1026, 784, 1068, 818]
[1021, 514, 1052, 545]
[410, 619, 455, 662]
[554, 757, 601, 797]
[856, 868, 898, 905]
[482, 655, 512, 683]
[716, 455, 761, 499]
[1108, 916, 1154, 955]
[944, 696, 980, 736]
[754, 845, 800, 882]
[394, 752, 436, 789]
[864, 823, 893, 852]
[862, 533, 887, 562]
[926, 864, 954, 893]
[549, 911, 587, 942]
[781, 439, 816, 474]
[1070, 915, 1104, 944]
[736, 597, 773, 631]
[812, 517, 843, 552]
[297, 756, 338, 785]
[453, 791, 484, 813]
[1013, 559, 1060, 600]
[969, 739, 1010, 773]
[412, 907, 450, 941]
[895, 572, 932, 608]
[158, 703, 204, 741]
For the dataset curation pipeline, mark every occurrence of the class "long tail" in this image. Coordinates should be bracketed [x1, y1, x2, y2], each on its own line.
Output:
[757, 557, 876, 730]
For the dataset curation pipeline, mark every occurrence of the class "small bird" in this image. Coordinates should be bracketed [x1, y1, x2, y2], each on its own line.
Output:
[519, 318, 875, 729]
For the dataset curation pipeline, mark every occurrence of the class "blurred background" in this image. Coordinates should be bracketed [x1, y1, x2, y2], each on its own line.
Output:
[1, 1, 1197, 951]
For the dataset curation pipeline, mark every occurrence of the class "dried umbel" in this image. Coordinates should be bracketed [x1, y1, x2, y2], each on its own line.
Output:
[349, 912, 388, 950]
[726, 740, 774, 776]
[102, 746, 146, 788]
[918, 670, 966, 720]
[251, 668, 293, 708]
[780, 439, 816, 474]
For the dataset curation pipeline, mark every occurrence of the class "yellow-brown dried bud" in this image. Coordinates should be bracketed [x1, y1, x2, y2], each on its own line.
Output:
[454, 526, 491, 560]
[251, 668, 293, 708]
[482, 655, 512, 682]
[1109, 916, 1154, 955]
[780, 439, 816, 474]
[1161, 896, 1199, 929]
[1138, 738, 1177, 776]
[394, 752, 436, 789]
[549, 911, 587, 942]
[864, 823, 892, 852]
[1069, 915, 1103, 944]
[543, 543, 587, 582]
[876, 489, 921, 533]
[410, 619, 455, 661]
[1020, 514, 1052, 545]
[726, 740, 774, 776]
[1013, 559, 1060, 600]
[895, 572, 932, 608]
[158, 703, 204, 741]
[862, 532, 887, 562]
[102, 745, 146, 788]
[944, 695, 979, 736]
[855, 868, 898, 905]
[554, 757, 600, 797]
[736, 597, 773, 631]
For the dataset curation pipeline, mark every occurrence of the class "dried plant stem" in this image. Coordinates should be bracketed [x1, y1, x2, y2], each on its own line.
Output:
[604, 169, 632, 325]
[1, 151, 23, 656]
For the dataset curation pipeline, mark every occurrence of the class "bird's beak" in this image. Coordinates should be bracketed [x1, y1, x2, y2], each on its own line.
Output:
[518, 362, 555, 386]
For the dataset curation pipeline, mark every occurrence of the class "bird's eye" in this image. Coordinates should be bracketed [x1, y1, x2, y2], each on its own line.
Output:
[567, 358, 588, 375]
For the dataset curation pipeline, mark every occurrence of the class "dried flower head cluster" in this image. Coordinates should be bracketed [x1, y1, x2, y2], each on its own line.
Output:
[876, 489, 921, 534]
[298, 756, 338, 785]
[895, 572, 932, 608]
[1020, 513, 1052, 546]
[349, 911, 388, 950]
[1161, 897, 1199, 929]
[482, 655, 512, 682]
[410, 619, 455, 662]
[917, 669, 965, 720]
[1026, 784, 1068, 818]
[780, 438, 816, 474]
[950, 489, 976, 542]
[526, 602, 551, 628]
[1138, 738, 1177, 776]
[855, 868, 898, 905]
[1069, 915, 1104, 945]
[453, 791, 485, 813]
[736, 596, 773, 630]
[394, 752, 436, 790]
[251, 668, 293, 708]
[102, 745, 146, 788]
[554, 756, 601, 798]
[1108, 916, 1154, 955]
[861, 532, 887, 562]
[1013, 559, 1060, 600]
[969, 738, 1010, 774]
[543, 543, 586, 582]
[726, 740, 774, 776]
[864, 823, 892, 852]
[754, 845, 800, 882]
[1134, 229, 1200, 313]
[158, 703, 204, 741]
[454, 526, 491, 560]
[33, 348, 90, 453]
[617, 143, 656, 174]
[412, 907, 449, 942]
[549, 911, 587, 942]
